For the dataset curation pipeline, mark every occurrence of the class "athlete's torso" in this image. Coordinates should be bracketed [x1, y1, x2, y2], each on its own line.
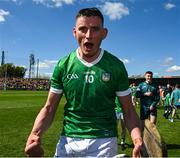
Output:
[137, 81, 158, 107]
[51, 49, 129, 138]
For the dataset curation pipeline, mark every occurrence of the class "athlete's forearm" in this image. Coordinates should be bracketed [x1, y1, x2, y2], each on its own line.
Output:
[31, 105, 57, 136]
[31, 92, 62, 137]
[122, 104, 142, 157]
[131, 127, 142, 145]
[122, 103, 142, 154]
[119, 94, 142, 146]
[124, 107, 141, 138]
[119, 95, 141, 132]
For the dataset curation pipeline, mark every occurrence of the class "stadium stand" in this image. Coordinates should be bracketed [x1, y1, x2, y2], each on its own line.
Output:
[0, 76, 179, 90]
[0, 78, 50, 90]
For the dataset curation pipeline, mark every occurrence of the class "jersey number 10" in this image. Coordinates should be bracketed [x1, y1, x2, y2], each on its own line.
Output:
[85, 74, 94, 83]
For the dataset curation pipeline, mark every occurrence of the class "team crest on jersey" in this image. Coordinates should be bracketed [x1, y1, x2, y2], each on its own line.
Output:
[102, 72, 111, 82]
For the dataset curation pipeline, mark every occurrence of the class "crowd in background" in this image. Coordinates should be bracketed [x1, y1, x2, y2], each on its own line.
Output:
[0, 78, 50, 90]
[0, 77, 179, 122]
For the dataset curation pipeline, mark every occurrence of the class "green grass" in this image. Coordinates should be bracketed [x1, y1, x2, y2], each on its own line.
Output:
[0, 90, 180, 157]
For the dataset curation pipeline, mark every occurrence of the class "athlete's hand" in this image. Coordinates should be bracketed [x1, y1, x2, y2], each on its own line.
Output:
[144, 92, 153, 96]
[25, 133, 44, 157]
[132, 138, 142, 158]
[150, 105, 154, 111]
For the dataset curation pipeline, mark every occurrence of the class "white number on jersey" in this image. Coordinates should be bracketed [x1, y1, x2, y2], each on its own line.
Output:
[85, 74, 94, 83]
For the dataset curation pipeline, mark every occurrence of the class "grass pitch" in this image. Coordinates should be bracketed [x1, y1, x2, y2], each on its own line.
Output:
[0, 90, 180, 157]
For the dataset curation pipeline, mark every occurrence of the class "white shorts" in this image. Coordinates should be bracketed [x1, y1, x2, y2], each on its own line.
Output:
[54, 136, 118, 157]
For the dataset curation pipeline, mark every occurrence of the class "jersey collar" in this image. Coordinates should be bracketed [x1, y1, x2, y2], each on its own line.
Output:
[76, 48, 104, 67]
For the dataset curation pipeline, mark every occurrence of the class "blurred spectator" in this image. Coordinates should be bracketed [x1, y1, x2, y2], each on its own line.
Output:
[130, 83, 138, 107]
[169, 84, 180, 122]
[158, 85, 165, 106]
[0, 78, 50, 90]
[163, 87, 172, 119]
[163, 84, 172, 99]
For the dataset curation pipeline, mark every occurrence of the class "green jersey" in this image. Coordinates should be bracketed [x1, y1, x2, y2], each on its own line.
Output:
[131, 86, 137, 97]
[50, 49, 130, 138]
[115, 97, 122, 113]
[136, 81, 160, 108]
[164, 93, 171, 107]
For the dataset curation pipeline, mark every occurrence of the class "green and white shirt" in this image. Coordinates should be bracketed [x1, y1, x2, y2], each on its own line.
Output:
[115, 97, 122, 113]
[50, 49, 130, 138]
[131, 86, 137, 97]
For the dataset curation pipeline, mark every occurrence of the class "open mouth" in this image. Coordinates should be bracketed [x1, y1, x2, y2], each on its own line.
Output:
[84, 42, 94, 50]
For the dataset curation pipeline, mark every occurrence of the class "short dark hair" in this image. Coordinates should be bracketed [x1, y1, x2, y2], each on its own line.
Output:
[145, 71, 153, 75]
[76, 7, 104, 25]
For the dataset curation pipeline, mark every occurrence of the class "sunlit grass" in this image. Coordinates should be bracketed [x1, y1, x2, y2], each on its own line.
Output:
[0, 91, 179, 156]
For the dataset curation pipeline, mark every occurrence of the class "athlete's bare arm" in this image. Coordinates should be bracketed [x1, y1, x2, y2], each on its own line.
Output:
[25, 91, 62, 157]
[118, 94, 142, 157]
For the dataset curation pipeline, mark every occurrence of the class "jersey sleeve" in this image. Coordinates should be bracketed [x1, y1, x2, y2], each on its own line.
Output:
[136, 83, 143, 98]
[50, 60, 64, 94]
[115, 62, 131, 96]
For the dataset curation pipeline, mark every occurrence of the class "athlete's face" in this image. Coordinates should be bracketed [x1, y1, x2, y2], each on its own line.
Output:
[145, 73, 153, 83]
[73, 16, 107, 59]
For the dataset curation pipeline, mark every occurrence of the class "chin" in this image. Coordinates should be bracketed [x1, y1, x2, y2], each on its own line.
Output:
[84, 49, 93, 55]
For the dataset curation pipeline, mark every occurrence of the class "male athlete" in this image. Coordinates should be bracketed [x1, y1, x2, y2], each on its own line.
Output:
[25, 7, 142, 157]
[136, 71, 160, 130]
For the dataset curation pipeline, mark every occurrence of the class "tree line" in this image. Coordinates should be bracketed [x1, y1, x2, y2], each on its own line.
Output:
[0, 63, 27, 78]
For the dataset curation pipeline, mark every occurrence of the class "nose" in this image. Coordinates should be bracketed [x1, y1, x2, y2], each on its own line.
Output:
[85, 29, 92, 38]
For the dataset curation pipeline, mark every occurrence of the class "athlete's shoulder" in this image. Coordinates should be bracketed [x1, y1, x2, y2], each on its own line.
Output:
[103, 50, 126, 71]
[56, 50, 76, 67]
[139, 81, 146, 87]
[103, 50, 123, 63]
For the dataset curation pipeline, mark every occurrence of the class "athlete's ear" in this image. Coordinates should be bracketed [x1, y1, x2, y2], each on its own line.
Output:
[73, 27, 77, 38]
[102, 28, 108, 40]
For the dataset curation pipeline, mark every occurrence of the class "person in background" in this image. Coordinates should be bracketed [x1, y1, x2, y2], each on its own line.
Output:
[24, 7, 142, 157]
[163, 88, 172, 119]
[136, 71, 160, 131]
[169, 84, 180, 122]
[131, 83, 138, 107]
[164, 84, 172, 97]
[115, 97, 126, 150]
[163, 84, 172, 105]
[158, 85, 165, 107]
